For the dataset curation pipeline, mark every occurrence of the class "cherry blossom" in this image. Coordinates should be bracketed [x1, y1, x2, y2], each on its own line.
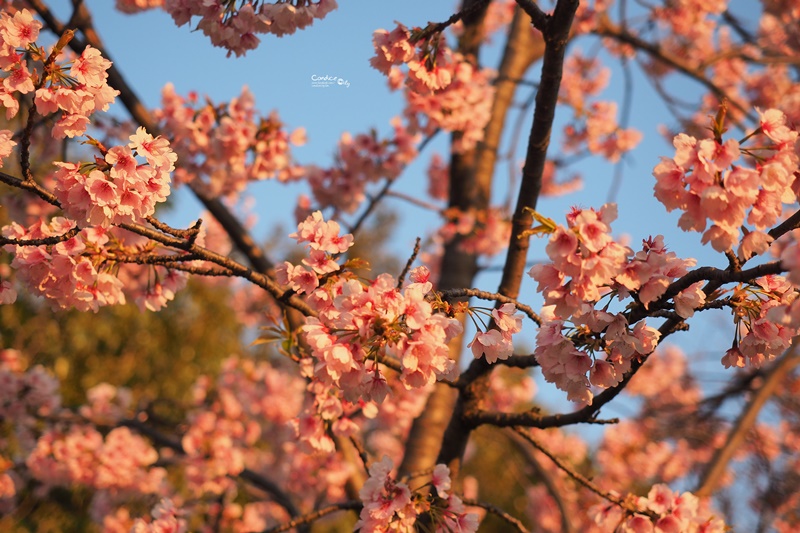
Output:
[156, 84, 305, 197]
[159, 0, 337, 56]
[1, 2, 798, 532]
[654, 109, 799, 252]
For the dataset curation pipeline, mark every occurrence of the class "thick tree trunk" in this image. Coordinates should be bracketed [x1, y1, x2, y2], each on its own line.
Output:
[437, 0, 580, 475]
[399, 5, 544, 478]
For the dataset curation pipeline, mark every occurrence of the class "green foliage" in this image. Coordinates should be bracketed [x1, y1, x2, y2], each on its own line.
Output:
[0, 279, 244, 409]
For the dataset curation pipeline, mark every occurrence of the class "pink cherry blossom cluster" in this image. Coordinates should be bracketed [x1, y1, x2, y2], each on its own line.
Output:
[3, 219, 188, 312]
[276, 210, 353, 294]
[653, 108, 799, 253]
[524, 206, 729, 401]
[558, 52, 641, 163]
[157, 83, 305, 197]
[452, 0, 515, 43]
[304, 266, 462, 401]
[291, 378, 359, 454]
[53, 127, 175, 228]
[616, 235, 702, 315]
[181, 410, 252, 496]
[2, 218, 126, 311]
[591, 484, 726, 533]
[530, 206, 701, 318]
[291, 357, 428, 460]
[117, 260, 189, 312]
[286, 212, 462, 400]
[0, 350, 60, 457]
[305, 117, 419, 213]
[457, 207, 512, 257]
[426, 153, 448, 201]
[598, 420, 701, 498]
[181, 358, 302, 497]
[572, 0, 611, 34]
[26, 425, 165, 494]
[370, 24, 452, 92]
[484, 366, 537, 413]
[115, 0, 165, 13]
[370, 23, 495, 152]
[649, 0, 727, 69]
[534, 308, 660, 405]
[0, 276, 15, 304]
[0, 128, 14, 169]
[723, 275, 797, 369]
[559, 51, 611, 112]
[432, 207, 512, 261]
[404, 60, 495, 153]
[355, 456, 479, 533]
[129, 498, 187, 533]
[161, 0, 337, 57]
[358, 380, 432, 465]
[778, 230, 800, 295]
[187, 357, 350, 510]
[563, 101, 643, 163]
[528, 204, 630, 317]
[0, 10, 118, 139]
[78, 382, 133, 425]
[467, 303, 522, 364]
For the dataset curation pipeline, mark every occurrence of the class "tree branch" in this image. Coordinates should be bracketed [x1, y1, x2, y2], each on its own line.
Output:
[437, 0, 579, 474]
[511, 427, 654, 518]
[461, 497, 531, 533]
[121, 417, 302, 520]
[514, 0, 550, 32]
[594, 13, 755, 123]
[28, 0, 276, 275]
[438, 288, 540, 324]
[695, 345, 800, 498]
[260, 502, 361, 533]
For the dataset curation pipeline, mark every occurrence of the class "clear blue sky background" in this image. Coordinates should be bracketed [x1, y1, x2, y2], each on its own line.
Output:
[45, 1, 765, 414]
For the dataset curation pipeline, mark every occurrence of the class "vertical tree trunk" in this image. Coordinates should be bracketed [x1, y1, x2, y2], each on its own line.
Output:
[437, 0, 580, 475]
[399, 5, 544, 478]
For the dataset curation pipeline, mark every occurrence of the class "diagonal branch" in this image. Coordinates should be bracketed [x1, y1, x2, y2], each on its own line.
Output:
[695, 344, 800, 498]
[461, 497, 531, 533]
[511, 427, 655, 519]
[507, 429, 574, 533]
[594, 13, 755, 123]
[0, 168, 316, 316]
[514, 0, 550, 32]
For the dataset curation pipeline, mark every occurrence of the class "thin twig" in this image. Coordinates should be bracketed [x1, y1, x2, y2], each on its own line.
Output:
[594, 14, 756, 123]
[438, 288, 540, 324]
[512, 427, 652, 518]
[260, 502, 361, 533]
[0, 228, 80, 246]
[397, 238, 422, 288]
[461, 497, 531, 533]
[414, 0, 493, 41]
